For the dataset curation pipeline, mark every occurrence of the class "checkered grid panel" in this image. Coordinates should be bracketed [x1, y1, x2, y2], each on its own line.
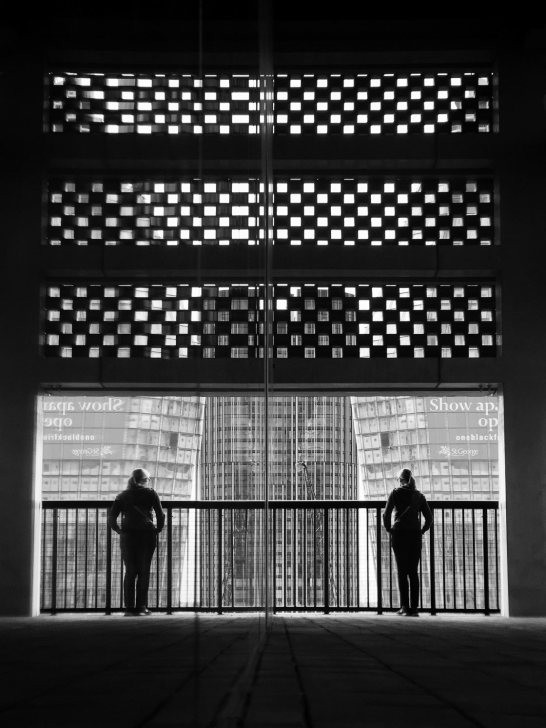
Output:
[274, 72, 493, 135]
[47, 71, 494, 135]
[48, 73, 261, 134]
[43, 283, 496, 359]
[47, 177, 494, 247]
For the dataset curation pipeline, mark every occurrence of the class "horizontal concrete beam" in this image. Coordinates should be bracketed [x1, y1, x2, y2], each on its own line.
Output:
[36, 135, 499, 170]
[39, 357, 502, 392]
[42, 246, 500, 280]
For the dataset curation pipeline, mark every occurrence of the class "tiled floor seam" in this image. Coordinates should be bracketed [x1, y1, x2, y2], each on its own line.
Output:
[303, 617, 488, 728]
[136, 628, 251, 727]
[325, 616, 546, 695]
[0, 618, 237, 717]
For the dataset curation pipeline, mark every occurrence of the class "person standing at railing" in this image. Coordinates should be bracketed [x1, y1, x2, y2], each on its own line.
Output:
[382, 467, 433, 617]
[108, 468, 165, 616]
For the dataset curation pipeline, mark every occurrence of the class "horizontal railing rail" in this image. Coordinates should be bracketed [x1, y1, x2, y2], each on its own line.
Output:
[40, 500, 499, 615]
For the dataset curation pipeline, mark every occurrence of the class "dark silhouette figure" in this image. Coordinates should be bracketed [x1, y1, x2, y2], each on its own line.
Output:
[383, 468, 433, 616]
[108, 468, 165, 616]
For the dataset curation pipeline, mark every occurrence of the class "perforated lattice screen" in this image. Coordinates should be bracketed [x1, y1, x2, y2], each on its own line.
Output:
[48, 71, 494, 135]
[44, 283, 496, 359]
[48, 177, 494, 247]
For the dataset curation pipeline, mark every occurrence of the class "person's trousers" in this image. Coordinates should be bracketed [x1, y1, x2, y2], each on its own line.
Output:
[120, 530, 157, 610]
[390, 530, 422, 611]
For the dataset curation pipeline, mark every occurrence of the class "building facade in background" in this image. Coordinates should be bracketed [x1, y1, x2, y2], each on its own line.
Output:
[42, 395, 204, 500]
[351, 394, 499, 500]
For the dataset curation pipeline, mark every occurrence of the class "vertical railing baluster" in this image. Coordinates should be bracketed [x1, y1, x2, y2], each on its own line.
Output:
[64, 510, 68, 609]
[462, 508, 467, 611]
[494, 507, 500, 611]
[41, 509, 46, 611]
[313, 508, 318, 609]
[51, 508, 58, 615]
[272, 505, 277, 613]
[155, 526, 160, 609]
[366, 508, 370, 609]
[441, 509, 446, 609]
[483, 507, 490, 616]
[429, 513, 436, 615]
[292, 508, 297, 608]
[167, 507, 173, 615]
[355, 509, 360, 609]
[84, 509, 89, 609]
[345, 508, 349, 608]
[105, 514, 112, 615]
[230, 510, 235, 609]
[324, 506, 330, 614]
[208, 509, 212, 608]
[303, 508, 307, 609]
[74, 508, 79, 609]
[283, 507, 287, 609]
[452, 508, 457, 611]
[376, 507, 382, 615]
[94, 508, 99, 610]
[472, 509, 477, 609]
[217, 506, 223, 615]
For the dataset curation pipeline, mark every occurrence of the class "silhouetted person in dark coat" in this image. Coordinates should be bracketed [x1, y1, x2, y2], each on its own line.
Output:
[108, 468, 165, 615]
[383, 467, 432, 616]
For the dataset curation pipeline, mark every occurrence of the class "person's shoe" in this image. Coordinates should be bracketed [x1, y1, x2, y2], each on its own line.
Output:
[137, 608, 152, 616]
[396, 607, 409, 616]
[405, 609, 420, 617]
[124, 609, 136, 617]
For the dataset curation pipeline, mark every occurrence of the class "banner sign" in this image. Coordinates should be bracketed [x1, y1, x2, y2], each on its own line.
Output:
[424, 396, 499, 460]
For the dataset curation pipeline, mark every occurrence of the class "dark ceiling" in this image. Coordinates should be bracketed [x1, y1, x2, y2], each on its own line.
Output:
[0, 3, 541, 60]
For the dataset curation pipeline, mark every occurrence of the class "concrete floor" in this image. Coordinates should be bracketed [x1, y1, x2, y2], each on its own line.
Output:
[1, 613, 545, 727]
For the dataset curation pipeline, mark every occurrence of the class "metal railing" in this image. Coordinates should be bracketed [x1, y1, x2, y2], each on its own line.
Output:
[40, 500, 500, 615]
